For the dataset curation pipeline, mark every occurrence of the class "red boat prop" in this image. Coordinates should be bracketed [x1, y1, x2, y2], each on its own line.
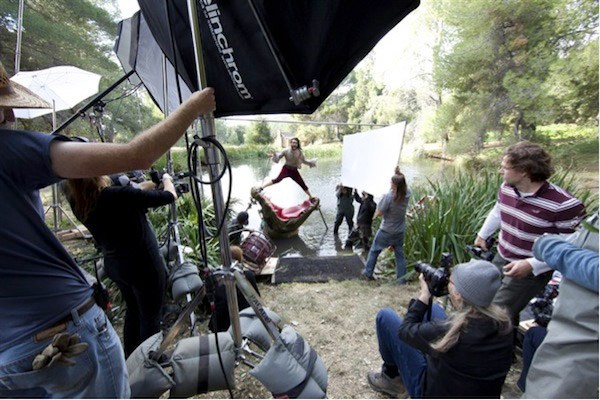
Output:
[251, 187, 319, 239]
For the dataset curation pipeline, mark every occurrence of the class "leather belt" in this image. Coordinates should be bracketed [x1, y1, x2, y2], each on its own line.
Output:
[34, 297, 96, 342]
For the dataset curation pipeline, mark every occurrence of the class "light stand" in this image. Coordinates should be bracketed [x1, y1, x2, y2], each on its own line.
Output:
[87, 101, 107, 142]
[186, 0, 280, 353]
[161, 54, 198, 334]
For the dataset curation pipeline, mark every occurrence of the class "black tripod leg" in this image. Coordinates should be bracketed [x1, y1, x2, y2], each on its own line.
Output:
[233, 269, 280, 341]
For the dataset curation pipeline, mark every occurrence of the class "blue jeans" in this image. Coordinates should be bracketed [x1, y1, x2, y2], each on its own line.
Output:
[517, 326, 547, 392]
[363, 229, 406, 279]
[0, 302, 130, 398]
[375, 305, 447, 398]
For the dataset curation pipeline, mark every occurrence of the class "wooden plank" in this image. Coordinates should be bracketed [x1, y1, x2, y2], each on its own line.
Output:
[259, 257, 278, 276]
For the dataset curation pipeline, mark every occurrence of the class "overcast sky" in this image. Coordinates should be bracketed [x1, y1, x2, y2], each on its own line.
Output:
[118, 0, 139, 19]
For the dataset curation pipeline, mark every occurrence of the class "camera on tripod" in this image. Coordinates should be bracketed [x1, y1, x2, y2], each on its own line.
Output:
[172, 172, 191, 195]
[150, 169, 191, 195]
[466, 237, 496, 261]
[414, 252, 453, 297]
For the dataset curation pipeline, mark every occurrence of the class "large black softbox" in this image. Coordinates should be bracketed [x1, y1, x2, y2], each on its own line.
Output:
[134, 0, 420, 117]
[115, 12, 193, 116]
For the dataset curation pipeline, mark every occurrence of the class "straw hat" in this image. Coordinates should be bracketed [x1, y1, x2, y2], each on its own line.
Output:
[0, 61, 50, 109]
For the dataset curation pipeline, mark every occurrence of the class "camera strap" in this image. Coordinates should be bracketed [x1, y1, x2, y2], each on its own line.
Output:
[92, 259, 111, 311]
[426, 297, 434, 322]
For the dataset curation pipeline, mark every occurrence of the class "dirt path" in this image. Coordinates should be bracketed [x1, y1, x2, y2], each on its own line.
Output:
[197, 279, 524, 399]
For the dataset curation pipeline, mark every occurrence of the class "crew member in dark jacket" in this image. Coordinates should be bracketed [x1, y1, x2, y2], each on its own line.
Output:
[353, 189, 377, 250]
[333, 184, 354, 235]
[64, 173, 176, 357]
[228, 211, 249, 246]
[367, 259, 513, 398]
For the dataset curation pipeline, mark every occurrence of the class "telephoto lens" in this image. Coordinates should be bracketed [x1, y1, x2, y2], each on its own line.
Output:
[414, 261, 451, 297]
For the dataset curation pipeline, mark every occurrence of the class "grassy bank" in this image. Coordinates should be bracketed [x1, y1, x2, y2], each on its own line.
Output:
[156, 142, 344, 172]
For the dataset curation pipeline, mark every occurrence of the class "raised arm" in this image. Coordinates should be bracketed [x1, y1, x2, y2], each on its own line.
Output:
[301, 150, 317, 168]
[50, 88, 215, 179]
[270, 149, 285, 163]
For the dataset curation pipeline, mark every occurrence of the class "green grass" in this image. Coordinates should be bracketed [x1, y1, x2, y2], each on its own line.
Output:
[535, 123, 597, 141]
[152, 142, 344, 171]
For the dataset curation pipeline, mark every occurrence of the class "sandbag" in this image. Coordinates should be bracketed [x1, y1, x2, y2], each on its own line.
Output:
[159, 241, 178, 263]
[169, 332, 236, 398]
[231, 306, 281, 351]
[169, 261, 203, 301]
[126, 332, 175, 398]
[250, 325, 328, 398]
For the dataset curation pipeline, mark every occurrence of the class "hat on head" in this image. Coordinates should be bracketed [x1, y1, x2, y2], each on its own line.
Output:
[237, 211, 249, 225]
[0, 61, 51, 109]
[452, 259, 501, 307]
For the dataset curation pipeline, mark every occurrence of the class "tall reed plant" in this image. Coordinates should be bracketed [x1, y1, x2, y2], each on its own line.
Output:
[403, 170, 502, 270]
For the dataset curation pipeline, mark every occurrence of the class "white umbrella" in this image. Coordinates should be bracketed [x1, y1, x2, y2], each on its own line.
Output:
[11, 65, 102, 119]
[9, 66, 101, 236]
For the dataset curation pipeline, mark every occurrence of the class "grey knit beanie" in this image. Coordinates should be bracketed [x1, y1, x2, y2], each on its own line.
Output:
[452, 259, 501, 307]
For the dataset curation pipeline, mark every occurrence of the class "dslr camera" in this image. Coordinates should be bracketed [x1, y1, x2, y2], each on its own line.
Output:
[466, 237, 496, 262]
[150, 169, 191, 195]
[414, 253, 453, 297]
[529, 283, 559, 327]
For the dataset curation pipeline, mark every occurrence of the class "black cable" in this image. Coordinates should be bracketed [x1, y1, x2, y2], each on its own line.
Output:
[188, 139, 209, 264]
[102, 83, 142, 104]
[188, 136, 234, 399]
[197, 135, 234, 239]
[190, 136, 229, 184]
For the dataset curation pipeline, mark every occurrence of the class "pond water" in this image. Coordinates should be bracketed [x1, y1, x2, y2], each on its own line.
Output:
[206, 157, 451, 257]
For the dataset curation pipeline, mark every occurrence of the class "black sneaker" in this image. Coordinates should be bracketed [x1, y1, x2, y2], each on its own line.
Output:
[367, 371, 407, 397]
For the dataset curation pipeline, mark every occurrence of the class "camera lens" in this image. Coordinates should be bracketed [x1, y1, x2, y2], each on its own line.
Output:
[415, 261, 450, 297]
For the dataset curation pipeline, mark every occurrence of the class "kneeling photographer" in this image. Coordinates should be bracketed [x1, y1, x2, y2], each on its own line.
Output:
[367, 259, 513, 398]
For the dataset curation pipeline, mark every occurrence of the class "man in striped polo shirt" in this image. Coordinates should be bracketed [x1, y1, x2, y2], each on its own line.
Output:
[474, 141, 585, 322]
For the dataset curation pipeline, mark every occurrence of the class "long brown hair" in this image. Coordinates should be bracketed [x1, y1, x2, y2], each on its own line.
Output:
[431, 303, 512, 353]
[64, 176, 111, 222]
[290, 137, 302, 150]
[392, 166, 407, 203]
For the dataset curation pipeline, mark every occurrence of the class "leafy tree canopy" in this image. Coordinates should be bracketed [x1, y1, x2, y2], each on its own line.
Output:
[0, 0, 160, 139]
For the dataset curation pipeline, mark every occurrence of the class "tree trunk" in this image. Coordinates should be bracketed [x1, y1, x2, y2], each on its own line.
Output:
[441, 131, 448, 156]
[513, 110, 523, 141]
[475, 130, 485, 152]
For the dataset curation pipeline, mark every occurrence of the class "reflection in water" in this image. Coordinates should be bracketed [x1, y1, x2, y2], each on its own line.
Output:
[204, 157, 449, 257]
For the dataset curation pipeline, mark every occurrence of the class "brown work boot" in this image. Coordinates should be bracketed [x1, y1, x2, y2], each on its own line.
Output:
[367, 370, 407, 398]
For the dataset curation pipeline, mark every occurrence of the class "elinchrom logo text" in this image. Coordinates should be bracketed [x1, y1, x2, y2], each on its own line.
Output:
[201, 0, 253, 100]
